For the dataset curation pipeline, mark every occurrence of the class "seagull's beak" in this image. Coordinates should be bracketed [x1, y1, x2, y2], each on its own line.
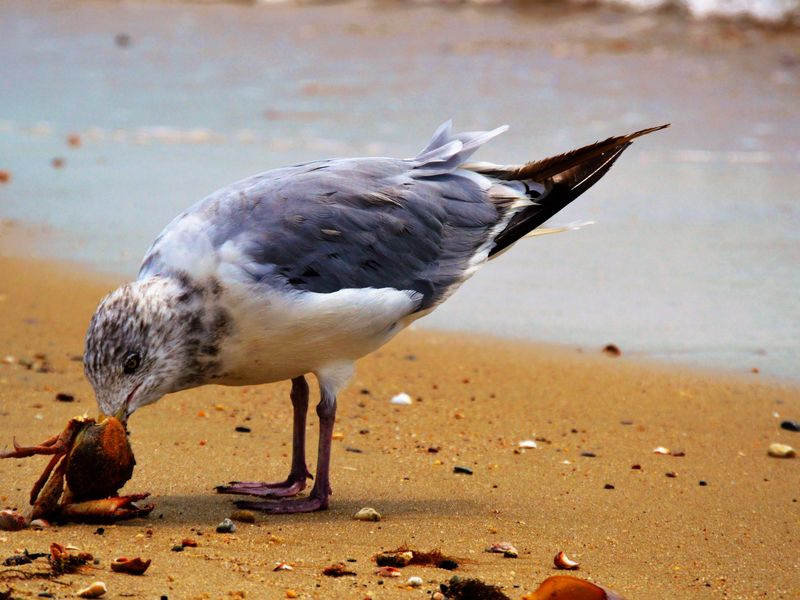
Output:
[113, 404, 129, 424]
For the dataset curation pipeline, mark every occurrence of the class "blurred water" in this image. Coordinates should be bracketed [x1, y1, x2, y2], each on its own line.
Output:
[0, 1, 799, 379]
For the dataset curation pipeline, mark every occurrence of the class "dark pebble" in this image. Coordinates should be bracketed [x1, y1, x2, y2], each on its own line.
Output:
[38, 594, 55, 598]
[55, 392, 74, 402]
[345, 446, 363, 453]
[428, 446, 440, 453]
[95, 527, 105, 535]
[359, 388, 371, 395]
[666, 471, 678, 478]
[171, 545, 184, 552]
[580, 451, 597, 458]
[780, 420, 800, 432]
[603, 343, 621, 357]
[234, 426, 251, 433]
[161, 596, 169, 600]
[699, 480, 708, 486]
[359, 429, 370, 435]
[115, 33, 131, 47]
[631, 464, 642, 470]
[604, 483, 615, 490]
[620, 420, 634, 425]
[453, 466, 473, 475]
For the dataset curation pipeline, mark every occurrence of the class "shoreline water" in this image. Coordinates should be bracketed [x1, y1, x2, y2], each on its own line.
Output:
[1, 0, 799, 381]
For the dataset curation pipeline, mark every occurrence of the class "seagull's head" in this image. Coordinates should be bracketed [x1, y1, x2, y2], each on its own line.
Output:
[84, 276, 226, 422]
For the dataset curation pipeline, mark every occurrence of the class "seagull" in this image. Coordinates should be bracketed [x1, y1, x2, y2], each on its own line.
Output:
[83, 121, 667, 513]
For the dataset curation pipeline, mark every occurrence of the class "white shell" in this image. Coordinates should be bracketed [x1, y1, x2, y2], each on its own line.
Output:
[390, 393, 413, 405]
[77, 581, 107, 598]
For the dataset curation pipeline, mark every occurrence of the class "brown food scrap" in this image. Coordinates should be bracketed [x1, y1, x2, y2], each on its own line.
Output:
[0, 509, 27, 531]
[110, 556, 151, 575]
[521, 575, 627, 600]
[322, 563, 356, 577]
[378, 545, 460, 570]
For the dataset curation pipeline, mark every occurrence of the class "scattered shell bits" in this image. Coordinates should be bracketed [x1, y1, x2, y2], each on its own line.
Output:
[768, 443, 796, 458]
[77, 581, 107, 598]
[274, 562, 294, 571]
[390, 392, 413, 405]
[353, 507, 381, 522]
[554, 551, 580, 570]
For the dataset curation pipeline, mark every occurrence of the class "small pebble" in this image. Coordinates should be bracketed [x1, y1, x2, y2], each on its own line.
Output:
[767, 443, 796, 458]
[77, 582, 107, 598]
[665, 471, 678, 478]
[0, 170, 11, 183]
[353, 507, 381, 522]
[604, 483, 615, 490]
[181, 539, 198, 547]
[453, 465, 473, 475]
[407, 576, 423, 587]
[55, 392, 74, 402]
[580, 451, 596, 458]
[780, 420, 800, 432]
[170, 546, 184, 552]
[230, 510, 256, 523]
[699, 480, 708, 486]
[390, 392, 413, 405]
[216, 518, 237, 533]
[235, 426, 251, 433]
[602, 343, 621, 356]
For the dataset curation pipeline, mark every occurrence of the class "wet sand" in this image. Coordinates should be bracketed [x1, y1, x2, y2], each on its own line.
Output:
[0, 256, 798, 599]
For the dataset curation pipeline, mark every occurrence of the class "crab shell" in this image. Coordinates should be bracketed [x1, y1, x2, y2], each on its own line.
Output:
[65, 417, 136, 503]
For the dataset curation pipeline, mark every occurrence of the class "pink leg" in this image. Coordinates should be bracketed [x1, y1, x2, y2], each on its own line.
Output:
[216, 376, 313, 498]
[234, 387, 335, 513]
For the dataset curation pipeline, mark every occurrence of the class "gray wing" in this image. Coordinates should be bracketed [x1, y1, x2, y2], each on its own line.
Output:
[141, 122, 516, 311]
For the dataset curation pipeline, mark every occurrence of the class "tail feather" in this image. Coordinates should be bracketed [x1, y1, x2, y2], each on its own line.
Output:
[478, 124, 668, 257]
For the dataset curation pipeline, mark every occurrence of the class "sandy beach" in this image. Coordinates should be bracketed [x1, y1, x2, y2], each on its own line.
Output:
[0, 256, 798, 599]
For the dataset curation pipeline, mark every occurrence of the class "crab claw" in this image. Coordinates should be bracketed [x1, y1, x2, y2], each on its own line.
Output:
[58, 493, 154, 523]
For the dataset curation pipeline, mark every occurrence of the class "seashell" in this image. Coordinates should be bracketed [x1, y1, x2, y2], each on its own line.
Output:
[554, 551, 580, 570]
[375, 566, 402, 577]
[652, 446, 670, 455]
[407, 576, 423, 587]
[518, 440, 538, 449]
[486, 541, 518, 557]
[768, 443, 796, 458]
[110, 556, 151, 575]
[390, 392, 413, 405]
[353, 507, 381, 522]
[274, 562, 293, 571]
[77, 581, 107, 598]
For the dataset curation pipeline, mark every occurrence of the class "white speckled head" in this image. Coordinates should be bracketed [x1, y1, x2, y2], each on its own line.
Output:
[84, 275, 229, 421]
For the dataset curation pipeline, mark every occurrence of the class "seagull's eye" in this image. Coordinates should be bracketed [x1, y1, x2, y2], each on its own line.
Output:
[123, 352, 141, 374]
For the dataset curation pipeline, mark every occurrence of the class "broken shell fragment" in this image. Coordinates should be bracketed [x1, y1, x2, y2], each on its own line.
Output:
[407, 575, 423, 587]
[110, 556, 151, 575]
[274, 561, 294, 571]
[768, 443, 796, 458]
[29, 518, 50, 530]
[486, 542, 518, 557]
[554, 551, 580, 570]
[77, 581, 107, 598]
[652, 446, 670, 455]
[522, 575, 626, 600]
[216, 518, 236, 533]
[518, 440, 538, 449]
[353, 507, 381, 522]
[375, 566, 402, 577]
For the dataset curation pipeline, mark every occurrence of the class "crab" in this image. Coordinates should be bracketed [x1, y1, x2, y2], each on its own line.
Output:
[0, 415, 154, 524]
